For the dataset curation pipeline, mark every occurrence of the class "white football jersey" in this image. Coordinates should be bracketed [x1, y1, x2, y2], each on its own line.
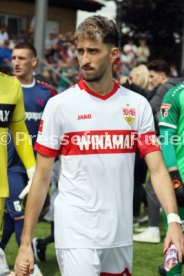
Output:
[35, 79, 160, 249]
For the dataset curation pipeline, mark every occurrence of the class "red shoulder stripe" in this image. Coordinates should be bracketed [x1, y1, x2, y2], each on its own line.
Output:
[36, 79, 57, 96]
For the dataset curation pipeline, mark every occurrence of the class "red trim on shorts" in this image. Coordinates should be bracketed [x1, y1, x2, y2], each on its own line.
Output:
[34, 142, 59, 157]
[100, 268, 131, 275]
[78, 78, 119, 100]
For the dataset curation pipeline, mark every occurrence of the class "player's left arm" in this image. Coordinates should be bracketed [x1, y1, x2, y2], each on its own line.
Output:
[10, 81, 36, 191]
[10, 120, 35, 170]
[145, 151, 184, 260]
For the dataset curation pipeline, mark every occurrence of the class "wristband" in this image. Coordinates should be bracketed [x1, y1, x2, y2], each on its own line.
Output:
[27, 166, 35, 179]
[167, 213, 182, 224]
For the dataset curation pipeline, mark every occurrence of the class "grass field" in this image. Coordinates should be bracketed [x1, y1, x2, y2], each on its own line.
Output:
[5, 216, 167, 276]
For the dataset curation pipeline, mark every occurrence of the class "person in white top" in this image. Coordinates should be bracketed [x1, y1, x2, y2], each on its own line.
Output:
[14, 15, 184, 276]
[136, 38, 150, 65]
[0, 26, 9, 46]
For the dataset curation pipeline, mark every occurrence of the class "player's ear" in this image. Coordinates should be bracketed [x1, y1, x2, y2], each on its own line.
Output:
[32, 57, 38, 68]
[109, 47, 119, 64]
[160, 72, 167, 82]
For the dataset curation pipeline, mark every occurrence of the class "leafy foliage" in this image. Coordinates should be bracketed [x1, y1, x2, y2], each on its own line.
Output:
[114, 0, 184, 65]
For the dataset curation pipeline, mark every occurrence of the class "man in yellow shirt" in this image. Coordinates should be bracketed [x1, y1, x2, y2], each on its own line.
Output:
[0, 72, 35, 275]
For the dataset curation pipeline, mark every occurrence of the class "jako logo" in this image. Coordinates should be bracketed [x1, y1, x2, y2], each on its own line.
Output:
[78, 114, 92, 120]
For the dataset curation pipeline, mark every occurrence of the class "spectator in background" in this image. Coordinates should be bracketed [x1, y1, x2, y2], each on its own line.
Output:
[17, 30, 29, 43]
[136, 38, 150, 65]
[0, 25, 9, 46]
[170, 63, 178, 77]
[113, 58, 126, 81]
[133, 59, 183, 243]
[128, 64, 150, 90]
[148, 59, 182, 126]
[120, 64, 150, 226]
[120, 64, 150, 96]
[45, 31, 58, 52]
[121, 39, 137, 69]
[0, 64, 12, 75]
[118, 50, 130, 76]
[53, 57, 80, 93]
[67, 43, 77, 59]
[0, 40, 12, 70]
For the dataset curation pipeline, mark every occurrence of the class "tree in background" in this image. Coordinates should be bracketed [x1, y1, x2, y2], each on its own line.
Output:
[113, 0, 184, 74]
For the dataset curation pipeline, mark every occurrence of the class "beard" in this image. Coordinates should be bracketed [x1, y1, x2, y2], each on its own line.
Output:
[82, 66, 106, 83]
[83, 74, 103, 82]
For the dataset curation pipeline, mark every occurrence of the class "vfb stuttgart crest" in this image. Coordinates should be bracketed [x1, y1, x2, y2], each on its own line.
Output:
[161, 103, 171, 118]
[122, 107, 136, 125]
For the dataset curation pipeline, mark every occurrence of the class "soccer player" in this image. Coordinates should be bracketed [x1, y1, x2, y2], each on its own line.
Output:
[158, 82, 184, 275]
[0, 42, 56, 275]
[0, 72, 35, 275]
[14, 16, 184, 276]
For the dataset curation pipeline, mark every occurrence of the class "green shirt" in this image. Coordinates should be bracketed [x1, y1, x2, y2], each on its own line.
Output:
[159, 82, 184, 178]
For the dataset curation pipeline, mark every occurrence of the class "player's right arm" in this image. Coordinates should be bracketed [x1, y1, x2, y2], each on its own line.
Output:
[14, 153, 55, 275]
[15, 96, 61, 275]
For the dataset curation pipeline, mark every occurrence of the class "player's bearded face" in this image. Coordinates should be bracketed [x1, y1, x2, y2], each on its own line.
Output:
[77, 37, 111, 82]
[81, 63, 108, 82]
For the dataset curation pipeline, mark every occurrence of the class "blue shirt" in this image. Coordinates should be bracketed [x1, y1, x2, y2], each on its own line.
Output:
[0, 47, 12, 67]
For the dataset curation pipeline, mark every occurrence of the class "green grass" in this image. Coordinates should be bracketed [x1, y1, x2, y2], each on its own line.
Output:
[6, 217, 166, 276]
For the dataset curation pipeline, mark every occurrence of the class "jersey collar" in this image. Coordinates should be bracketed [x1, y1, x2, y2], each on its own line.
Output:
[78, 78, 119, 100]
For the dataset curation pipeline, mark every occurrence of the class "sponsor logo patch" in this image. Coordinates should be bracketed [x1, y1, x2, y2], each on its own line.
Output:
[0, 104, 15, 128]
[161, 103, 171, 118]
[26, 112, 42, 121]
[77, 114, 92, 120]
[37, 97, 44, 107]
[38, 119, 43, 133]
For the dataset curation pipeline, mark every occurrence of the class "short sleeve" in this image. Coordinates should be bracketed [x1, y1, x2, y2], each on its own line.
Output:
[137, 99, 160, 157]
[34, 98, 63, 157]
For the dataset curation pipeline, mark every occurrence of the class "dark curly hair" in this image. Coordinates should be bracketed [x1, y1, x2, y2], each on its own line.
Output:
[74, 15, 120, 47]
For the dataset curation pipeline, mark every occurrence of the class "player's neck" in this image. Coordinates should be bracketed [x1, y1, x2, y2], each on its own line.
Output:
[17, 75, 34, 85]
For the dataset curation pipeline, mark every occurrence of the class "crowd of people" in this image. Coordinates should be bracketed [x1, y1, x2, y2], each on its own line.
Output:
[0, 15, 184, 276]
[0, 23, 179, 93]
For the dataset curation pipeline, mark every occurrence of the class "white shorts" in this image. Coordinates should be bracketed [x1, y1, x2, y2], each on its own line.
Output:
[56, 246, 132, 276]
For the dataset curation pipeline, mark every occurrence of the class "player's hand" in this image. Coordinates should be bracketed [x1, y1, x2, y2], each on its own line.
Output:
[19, 167, 35, 199]
[164, 222, 184, 263]
[14, 244, 34, 275]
